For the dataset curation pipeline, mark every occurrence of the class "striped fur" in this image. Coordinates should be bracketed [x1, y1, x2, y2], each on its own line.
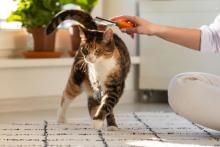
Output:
[46, 9, 97, 35]
[51, 10, 131, 129]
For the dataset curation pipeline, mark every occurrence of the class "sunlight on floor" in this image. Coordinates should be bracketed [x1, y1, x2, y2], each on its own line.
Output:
[126, 140, 206, 147]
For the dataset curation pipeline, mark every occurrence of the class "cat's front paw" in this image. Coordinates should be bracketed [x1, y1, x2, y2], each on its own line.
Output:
[57, 116, 67, 124]
[93, 119, 104, 130]
[107, 126, 119, 131]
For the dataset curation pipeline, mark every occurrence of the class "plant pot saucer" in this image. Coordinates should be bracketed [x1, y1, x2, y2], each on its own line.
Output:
[23, 51, 63, 58]
[68, 50, 77, 57]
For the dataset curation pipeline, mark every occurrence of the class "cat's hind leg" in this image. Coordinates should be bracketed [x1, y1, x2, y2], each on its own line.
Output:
[57, 77, 82, 123]
[88, 96, 100, 118]
[57, 95, 72, 123]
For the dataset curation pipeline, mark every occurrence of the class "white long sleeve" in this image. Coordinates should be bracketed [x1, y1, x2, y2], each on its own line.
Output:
[200, 14, 220, 53]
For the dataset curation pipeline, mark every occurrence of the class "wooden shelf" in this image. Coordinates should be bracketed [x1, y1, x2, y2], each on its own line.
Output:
[0, 56, 140, 69]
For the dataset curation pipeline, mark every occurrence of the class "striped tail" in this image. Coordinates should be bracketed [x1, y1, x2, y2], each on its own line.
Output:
[46, 9, 97, 35]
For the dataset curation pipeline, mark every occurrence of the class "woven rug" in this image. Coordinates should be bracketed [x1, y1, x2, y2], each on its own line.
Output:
[0, 112, 220, 147]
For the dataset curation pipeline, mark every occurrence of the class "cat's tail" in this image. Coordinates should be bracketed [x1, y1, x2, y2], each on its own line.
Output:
[46, 9, 97, 35]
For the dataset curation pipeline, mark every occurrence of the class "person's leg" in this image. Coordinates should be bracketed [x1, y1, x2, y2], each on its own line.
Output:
[168, 72, 220, 131]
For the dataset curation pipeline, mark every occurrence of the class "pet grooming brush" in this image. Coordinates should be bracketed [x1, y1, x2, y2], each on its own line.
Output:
[94, 17, 135, 28]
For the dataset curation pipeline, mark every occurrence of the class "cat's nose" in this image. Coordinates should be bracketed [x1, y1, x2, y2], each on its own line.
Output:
[87, 55, 96, 63]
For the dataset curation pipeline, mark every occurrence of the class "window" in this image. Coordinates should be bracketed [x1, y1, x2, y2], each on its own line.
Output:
[0, 2, 80, 29]
[0, 0, 21, 29]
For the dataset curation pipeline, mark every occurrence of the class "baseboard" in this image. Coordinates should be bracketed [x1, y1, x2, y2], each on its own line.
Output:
[0, 90, 139, 113]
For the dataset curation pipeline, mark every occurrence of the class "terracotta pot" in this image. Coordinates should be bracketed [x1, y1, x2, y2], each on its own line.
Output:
[70, 25, 81, 57]
[55, 29, 71, 52]
[28, 27, 56, 52]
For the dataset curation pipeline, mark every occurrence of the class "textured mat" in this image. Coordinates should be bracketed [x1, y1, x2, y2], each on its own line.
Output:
[0, 112, 220, 147]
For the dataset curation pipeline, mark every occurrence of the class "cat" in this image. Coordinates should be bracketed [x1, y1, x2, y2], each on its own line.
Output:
[46, 10, 131, 130]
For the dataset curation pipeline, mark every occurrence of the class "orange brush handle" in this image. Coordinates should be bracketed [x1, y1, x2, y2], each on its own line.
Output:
[96, 17, 135, 28]
[116, 21, 135, 28]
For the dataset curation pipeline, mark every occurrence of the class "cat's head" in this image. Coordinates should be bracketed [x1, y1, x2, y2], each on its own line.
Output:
[76, 26, 116, 64]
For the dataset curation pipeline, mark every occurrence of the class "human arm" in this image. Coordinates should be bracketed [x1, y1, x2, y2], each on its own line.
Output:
[111, 16, 201, 50]
[151, 25, 201, 50]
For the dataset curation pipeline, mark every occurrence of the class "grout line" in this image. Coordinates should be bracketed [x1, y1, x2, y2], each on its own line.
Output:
[42, 121, 48, 147]
[133, 112, 163, 142]
[97, 130, 108, 147]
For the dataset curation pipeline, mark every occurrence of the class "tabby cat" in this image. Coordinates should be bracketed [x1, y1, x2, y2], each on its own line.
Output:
[46, 10, 131, 130]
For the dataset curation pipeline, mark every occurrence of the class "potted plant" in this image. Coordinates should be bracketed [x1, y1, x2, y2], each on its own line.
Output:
[7, 0, 63, 58]
[7, 0, 99, 58]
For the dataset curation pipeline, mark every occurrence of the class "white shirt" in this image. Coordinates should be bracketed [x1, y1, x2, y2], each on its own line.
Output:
[200, 14, 220, 53]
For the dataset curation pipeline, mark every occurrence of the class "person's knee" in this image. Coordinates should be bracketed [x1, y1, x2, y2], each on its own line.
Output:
[168, 73, 184, 113]
[168, 72, 216, 116]
[168, 72, 200, 113]
[168, 72, 220, 130]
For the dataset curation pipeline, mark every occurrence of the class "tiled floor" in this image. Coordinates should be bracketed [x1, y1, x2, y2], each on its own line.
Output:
[0, 103, 172, 123]
[1, 103, 220, 147]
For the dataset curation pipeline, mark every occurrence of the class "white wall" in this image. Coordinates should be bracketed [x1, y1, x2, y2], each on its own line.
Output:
[0, 58, 138, 112]
[91, 0, 103, 17]
[138, 0, 220, 90]
[0, 29, 28, 57]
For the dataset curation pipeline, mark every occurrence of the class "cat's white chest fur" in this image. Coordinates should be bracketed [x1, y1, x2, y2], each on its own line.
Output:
[95, 57, 116, 82]
[88, 57, 116, 88]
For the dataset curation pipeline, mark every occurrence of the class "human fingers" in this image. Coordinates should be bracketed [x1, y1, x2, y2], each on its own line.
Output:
[110, 15, 138, 25]
[121, 27, 137, 34]
[120, 28, 134, 38]
[128, 32, 135, 38]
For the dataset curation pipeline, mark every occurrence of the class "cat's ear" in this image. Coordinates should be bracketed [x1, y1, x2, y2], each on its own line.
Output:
[78, 25, 87, 43]
[70, 25, 87, 43]
[103, 28, 113, 43]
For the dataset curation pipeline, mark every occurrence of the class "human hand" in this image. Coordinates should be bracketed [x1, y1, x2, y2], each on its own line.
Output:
[111, 16, 158, 37]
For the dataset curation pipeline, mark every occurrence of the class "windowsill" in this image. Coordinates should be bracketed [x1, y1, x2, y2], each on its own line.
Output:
[0, 56, 140, 68]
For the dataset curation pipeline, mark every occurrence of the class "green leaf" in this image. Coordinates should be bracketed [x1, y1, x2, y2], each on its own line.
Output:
[6, 14, 22, 22]
[7, 0, 99, 28]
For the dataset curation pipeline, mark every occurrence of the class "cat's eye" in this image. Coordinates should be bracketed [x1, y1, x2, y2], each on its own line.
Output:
[81, 47, 88, 55]
[95, 48, 103, 54]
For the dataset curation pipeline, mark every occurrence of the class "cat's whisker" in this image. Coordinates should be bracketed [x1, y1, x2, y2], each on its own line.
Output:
[82, 64, 85, 72]
[80, 62, 86, 72]
[81, 62, 84, 70]
[80, 62, 85, 71]
[82, 62, 87, 72]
